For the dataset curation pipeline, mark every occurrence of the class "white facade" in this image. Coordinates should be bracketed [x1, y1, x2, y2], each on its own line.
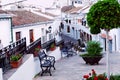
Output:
[0, 15, 12, 47]
[12, 21, 54, 46]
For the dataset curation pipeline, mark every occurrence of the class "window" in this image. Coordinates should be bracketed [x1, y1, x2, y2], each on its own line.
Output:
[78, 1, 82, 4]
[42, 36, 47, 43]
[49, 34, 53, 40]
[67, 26, 70, 33]
[41, 28, 44, 35]
[16, 32, 21, 41]
[65, 19, 68, 23]
[69, 20, 71, 24]
[78, 19, 81, 23]
[29, 29, 34, 43]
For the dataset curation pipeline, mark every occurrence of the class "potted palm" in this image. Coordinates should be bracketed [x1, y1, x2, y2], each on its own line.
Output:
[80, 41, 103, 65]
[10, 54, 22, 68]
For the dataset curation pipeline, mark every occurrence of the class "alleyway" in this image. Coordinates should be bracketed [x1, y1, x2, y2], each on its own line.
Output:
[33, 52, 120, 80]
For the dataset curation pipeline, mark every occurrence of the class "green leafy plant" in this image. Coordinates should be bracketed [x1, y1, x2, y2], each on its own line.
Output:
[35, 47, 40, 52]
[110, 75, 120, 80]
[80, 41, 103, 57]
[87, 0, 120, 78]
[87, 0, 120, 34]
[83, 69, 108, 80]
[50, 43, 55, 48]
[10, 54, 22, 61]
[34, 46, 41, 52]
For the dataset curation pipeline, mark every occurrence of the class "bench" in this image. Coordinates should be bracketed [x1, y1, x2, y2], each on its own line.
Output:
[38, 50, 55, 76]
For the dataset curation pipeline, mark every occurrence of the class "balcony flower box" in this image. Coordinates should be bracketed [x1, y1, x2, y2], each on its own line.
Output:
[50, 43, 56, 51]
[10, 54, 22, 68]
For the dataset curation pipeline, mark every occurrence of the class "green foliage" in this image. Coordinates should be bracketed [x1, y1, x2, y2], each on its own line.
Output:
[83, 69, 108, 80]
[80, 41, 103, 57]
[10, 54, 22, 61]
[50, 43, 55, 48]
[35, 47, 40, 52]
[110, 75, 120, 80]
[87, 0, 120, 34]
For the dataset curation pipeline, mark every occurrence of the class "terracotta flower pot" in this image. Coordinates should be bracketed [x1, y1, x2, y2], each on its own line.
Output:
[50, 47, 56, 51]
[10, 57, 22, 68]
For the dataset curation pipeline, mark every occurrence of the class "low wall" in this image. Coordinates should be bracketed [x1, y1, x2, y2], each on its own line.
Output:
[2, 47, 62, 80]
[3, 54, 35, 80]
[0, 68, 3, 80]
[48, 47, 61, 61]
[34, 47, 61, 75]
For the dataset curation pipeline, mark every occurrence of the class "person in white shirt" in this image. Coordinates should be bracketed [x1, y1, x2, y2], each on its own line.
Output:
[0, 40, 3, 50]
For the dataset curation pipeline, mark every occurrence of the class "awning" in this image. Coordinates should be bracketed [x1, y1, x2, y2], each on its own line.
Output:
[100, 33, 112, 40]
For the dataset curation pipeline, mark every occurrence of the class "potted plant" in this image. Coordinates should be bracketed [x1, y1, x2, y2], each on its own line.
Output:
[10, 54, 22, 68]
[34, 46, 41, 57]
[50, 43, 56, 51]
[83, 69, 108, 80]
[80, 41, 103, 65]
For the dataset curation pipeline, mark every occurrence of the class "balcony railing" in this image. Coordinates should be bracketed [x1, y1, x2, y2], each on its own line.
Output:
[0, 38, 26, 73]
[0, 37, 59, 73]
[26, 38, 41, 54]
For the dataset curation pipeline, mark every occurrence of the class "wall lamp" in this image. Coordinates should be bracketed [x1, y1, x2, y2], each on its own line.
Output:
[46, 26, 52, 34]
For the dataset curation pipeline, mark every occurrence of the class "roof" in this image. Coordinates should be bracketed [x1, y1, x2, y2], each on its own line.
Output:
[61, 5, 83, 14]
[36, 10, 57, 17]
[0, 10, 51, 26]
[61, 5, 75, 12]
[66, 6, 83, 14]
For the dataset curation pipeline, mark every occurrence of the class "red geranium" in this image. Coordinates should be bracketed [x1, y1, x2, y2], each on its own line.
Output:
[83, 75, 89, 79]
[83, 69, 108, 80]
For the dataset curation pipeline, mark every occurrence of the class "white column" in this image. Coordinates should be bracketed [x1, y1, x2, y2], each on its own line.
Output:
[0, 68, 3, 80]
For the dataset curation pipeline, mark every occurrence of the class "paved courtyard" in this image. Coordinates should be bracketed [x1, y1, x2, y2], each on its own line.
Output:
[33, 52, 120, 80]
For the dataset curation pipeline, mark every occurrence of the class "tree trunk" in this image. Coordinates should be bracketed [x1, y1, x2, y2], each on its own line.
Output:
[106, 30, 110, 79]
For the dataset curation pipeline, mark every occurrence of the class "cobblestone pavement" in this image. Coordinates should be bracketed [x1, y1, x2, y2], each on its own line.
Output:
[33, 52, 120, 80]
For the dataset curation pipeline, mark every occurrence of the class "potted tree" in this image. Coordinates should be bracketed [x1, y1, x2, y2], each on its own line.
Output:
[80, 41, 103, 65]
[10, 54, 22, 68]
[86, 0, 120, 78]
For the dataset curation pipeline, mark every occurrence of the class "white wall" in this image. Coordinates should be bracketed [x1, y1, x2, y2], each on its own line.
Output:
[13, 22, 52, 46]
[2, 47, 62, 80]
[0, 68, 3, 80]
[48, 47, 61, 61]
[110, 28, 120, 52]
[8, 54, 35, 80]
[0, 18, 12, 47]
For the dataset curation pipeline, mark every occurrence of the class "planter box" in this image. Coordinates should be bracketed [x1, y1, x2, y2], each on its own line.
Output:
[81, 56, 102, 65]
[10, 57, 22, 68]
[50, 47, 56, 51]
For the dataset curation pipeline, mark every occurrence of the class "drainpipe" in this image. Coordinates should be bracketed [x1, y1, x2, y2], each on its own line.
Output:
[10, 17, 13, 43]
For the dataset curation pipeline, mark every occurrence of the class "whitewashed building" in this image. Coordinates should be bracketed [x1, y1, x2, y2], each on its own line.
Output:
[0, 14, 12, 47]
[0, 10, 61, 48]
[60, 0, 120, 52]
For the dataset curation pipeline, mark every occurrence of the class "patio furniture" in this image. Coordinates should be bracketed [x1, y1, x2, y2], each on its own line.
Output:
[61, 42, 77, 57]
[38, 50, 55, 76]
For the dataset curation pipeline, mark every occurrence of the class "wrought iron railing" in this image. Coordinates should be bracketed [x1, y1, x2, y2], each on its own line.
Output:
[26, 38, 41, 54]
[0, 38, 26, 73]
[0, 36, 60, 73]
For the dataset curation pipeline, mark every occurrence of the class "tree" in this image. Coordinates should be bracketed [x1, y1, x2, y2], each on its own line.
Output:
[87, 0, 120, 79]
